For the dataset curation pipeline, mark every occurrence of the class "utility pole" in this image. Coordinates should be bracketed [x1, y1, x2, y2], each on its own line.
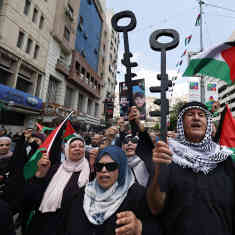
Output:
[199, 0, 206, 103]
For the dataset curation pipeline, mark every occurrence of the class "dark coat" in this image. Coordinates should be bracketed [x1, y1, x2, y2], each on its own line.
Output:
[0, 135, 38, 214]
[136, 130, 155, 182]
[23, 163, 83, 235]
[0, 199, 16, 235]
[158, 157, 235, 235]
[63, 183, 162, 235]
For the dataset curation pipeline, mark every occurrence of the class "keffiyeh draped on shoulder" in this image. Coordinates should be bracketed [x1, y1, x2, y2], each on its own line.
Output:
[168, 104, 232, 174]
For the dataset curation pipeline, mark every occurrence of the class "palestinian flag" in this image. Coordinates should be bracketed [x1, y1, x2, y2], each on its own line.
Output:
[185, 35, 192, 46]
[183, 43, 235, 85]
[24, 112, 74, 180]
[195, 14, 201, 26]
[64, 120, 76, 142]
[215, 104, 235, 161]
[36, 122, 54, 133]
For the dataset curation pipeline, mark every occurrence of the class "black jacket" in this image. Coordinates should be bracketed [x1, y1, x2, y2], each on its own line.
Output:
[0, 199, 15, 235]
[23, 163, 83, 235]
[158, 157, 235, 235]
[63, 183, 161, 235]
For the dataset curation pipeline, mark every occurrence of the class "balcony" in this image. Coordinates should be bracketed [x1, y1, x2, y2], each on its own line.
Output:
[69, 72, 100, 98]
[55, 58, 70, 76]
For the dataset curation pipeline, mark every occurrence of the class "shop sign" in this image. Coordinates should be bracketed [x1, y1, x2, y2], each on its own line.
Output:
[0, 84, 42, 110]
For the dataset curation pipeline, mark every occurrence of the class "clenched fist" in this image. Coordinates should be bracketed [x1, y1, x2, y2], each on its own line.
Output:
[35, 152, 51, 178]
[152, 141, 173, 165]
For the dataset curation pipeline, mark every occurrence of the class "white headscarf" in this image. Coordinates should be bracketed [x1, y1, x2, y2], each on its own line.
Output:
[0, 136, 12, 160]
[128, 155, 149, 187]
[39, 137, 90, 213]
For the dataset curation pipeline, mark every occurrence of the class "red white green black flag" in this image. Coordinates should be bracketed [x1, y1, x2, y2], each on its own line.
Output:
[183, 42, 235, 85]
[24, 112, 74, 180]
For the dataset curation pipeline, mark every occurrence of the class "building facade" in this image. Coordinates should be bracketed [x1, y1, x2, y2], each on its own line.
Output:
[218, 83, 235, 116]
[0, 0, 56, 131]
[99, 9, 119, 124]
[68, 0, 114, 128]
[0, 0, 119, 131]
[40, 0, 81, 125]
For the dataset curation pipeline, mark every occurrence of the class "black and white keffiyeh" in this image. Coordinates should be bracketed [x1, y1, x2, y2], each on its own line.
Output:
[168, 104, 232, 174]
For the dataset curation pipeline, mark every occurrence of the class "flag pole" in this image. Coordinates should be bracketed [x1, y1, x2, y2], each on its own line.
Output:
[199, 0, 206, 103]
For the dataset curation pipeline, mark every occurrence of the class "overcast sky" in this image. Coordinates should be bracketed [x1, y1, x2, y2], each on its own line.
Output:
[107, 0, 235, 99]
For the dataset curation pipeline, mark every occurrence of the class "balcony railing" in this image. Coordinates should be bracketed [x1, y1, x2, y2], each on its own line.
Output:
[56, 58, 70, 76]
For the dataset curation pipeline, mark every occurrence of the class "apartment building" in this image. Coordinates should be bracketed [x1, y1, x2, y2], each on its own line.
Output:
[218, 83, 235, 116]
[99, 9, 119, 122]
[41, 0, 81, 124]
[68, 0, 106, 128]
[0, 0, 119, 130]
[0, 0, 56, 130]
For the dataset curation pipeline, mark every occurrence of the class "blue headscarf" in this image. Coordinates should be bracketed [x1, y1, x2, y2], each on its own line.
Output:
[83, 145, 135, 225]
[95, 145, 127, 186]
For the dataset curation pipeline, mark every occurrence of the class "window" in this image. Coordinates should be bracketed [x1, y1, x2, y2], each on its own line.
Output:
[35, 74, 42, 97]
[81, 67, 85, 75]
[0, 0, 3, 10]
[33, 44, 40, 59]
[81, 50, 85, 58]
[78, 16, 84, 31]
[78, 94, 84, 112]
[24, 0, 31, 15]
[80, 16, 84, 24]
[32, 7, 38, 23]
[75, 62, 80, 73]
[64, 26, 70, 41]
[95, 103, 99, 117]
[65, 87, 73, 108]
[87, 99, 92, 115]
[83, 32, 88, 40]
[67, 4, 74, 19]
[25, 38, 33, 54]
[46, 77, 59, 103]
[39, 15, 44, 29]
[17, 31, 25, 48]
[65, 4, 74, 21]
[16, 75, 33, 94]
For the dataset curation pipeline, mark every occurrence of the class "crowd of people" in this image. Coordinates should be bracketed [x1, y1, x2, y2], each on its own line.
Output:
[0, 101, 234, 235]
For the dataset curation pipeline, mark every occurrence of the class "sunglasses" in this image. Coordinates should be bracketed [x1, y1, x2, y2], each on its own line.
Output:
[95, 162, 119, 172]
[123, 136, 139, 144]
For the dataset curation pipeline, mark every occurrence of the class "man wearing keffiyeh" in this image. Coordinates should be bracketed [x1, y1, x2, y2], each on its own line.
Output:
[147, 101, 235, 235]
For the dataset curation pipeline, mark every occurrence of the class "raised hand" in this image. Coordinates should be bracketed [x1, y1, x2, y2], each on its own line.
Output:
[35, 152, 51, 178]
[153, 141, 173, 165]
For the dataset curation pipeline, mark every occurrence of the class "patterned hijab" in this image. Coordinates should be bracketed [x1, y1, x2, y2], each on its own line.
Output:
[83, 146, 135, 225]
[168, 101, 232, 174]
